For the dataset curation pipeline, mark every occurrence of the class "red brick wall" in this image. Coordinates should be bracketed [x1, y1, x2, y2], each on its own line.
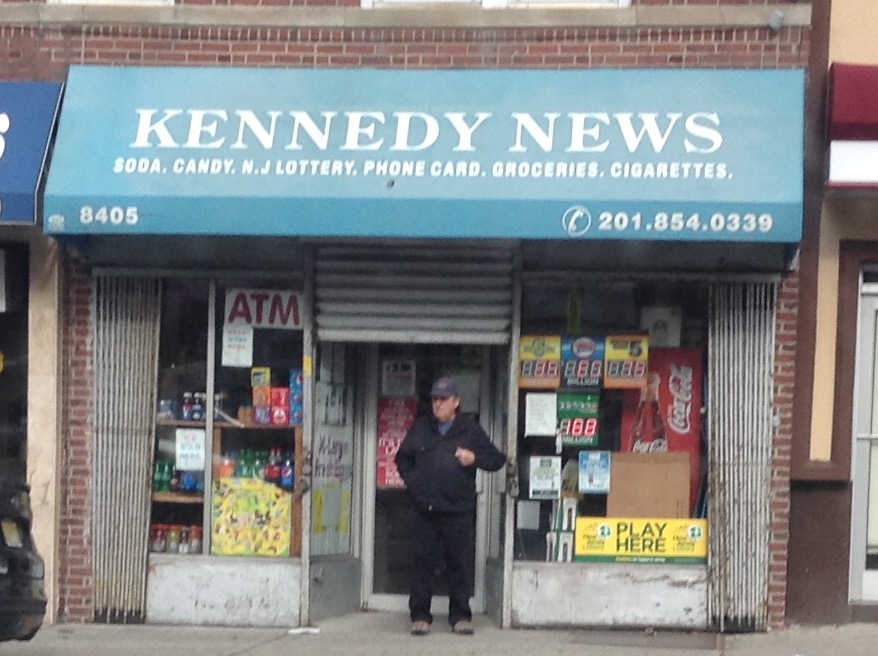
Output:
[2, 3, 807, 626]
[1, 25, 807, 74]
[770, 272, 798, 628]
[58, 257, 94, 622]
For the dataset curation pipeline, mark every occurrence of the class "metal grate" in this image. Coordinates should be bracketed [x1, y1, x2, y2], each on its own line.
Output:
[314, 243, 514, 344]
[707, 281, 776, 632]
[91, 276, 161, 623]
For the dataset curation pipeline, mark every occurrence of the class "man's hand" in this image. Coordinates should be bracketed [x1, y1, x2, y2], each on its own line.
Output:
[455, 447, 475, 467]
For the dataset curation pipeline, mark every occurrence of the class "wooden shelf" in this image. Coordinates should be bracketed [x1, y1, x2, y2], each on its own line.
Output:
[152, 492, 204, 504]
[156, 418, 298, 430]
[156, 419, 208, 428]
[219, 423, 299, 430]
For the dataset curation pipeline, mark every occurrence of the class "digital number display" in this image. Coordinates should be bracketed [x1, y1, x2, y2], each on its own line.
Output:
[520, 360, 559, 378]
[562, 359, 602, 379]
[605, 360, 647, 379]
[559, 417, 598, 438]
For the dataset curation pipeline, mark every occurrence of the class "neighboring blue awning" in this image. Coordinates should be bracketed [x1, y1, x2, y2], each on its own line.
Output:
[0, 81, 62, 225]
[44, 67, 804, 242]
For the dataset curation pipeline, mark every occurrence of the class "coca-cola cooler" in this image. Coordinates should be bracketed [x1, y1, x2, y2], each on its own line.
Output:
[620, 348, 703, 515]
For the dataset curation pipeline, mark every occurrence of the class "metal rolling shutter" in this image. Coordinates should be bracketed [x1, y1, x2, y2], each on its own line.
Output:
[91, 276, 161, 622]
[314, 243, 515, 344]
[707, 281, 777, 632]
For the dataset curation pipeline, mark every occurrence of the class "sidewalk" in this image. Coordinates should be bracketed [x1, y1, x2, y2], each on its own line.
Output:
[6, 611, 878, 656]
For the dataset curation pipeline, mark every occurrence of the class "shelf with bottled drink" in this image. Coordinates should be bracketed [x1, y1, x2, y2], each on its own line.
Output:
[210, 422, 305, 558]
[208, 282, 305, 558]
[148, 279, 307, 560]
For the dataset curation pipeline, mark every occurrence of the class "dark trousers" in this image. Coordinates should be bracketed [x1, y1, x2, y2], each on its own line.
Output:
[408, 509, 475, 626]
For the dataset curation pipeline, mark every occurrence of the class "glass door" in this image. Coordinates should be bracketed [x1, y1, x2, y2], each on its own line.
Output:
[852, 284, 878, 601]
[363, 343, 492, 613]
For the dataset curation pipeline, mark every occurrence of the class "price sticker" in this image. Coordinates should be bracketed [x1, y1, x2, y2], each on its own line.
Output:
[604, 335, 649, 389]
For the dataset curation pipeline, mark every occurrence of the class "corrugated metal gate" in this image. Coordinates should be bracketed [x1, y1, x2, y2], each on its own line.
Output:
[314, 242, 515, 344]
[707, 281, 777, 632]
[91, 276, 161, 622]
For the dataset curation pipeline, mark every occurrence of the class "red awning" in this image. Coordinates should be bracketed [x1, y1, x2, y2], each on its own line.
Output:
[829, 63, 878, 141]
[828, 63, 878, 188]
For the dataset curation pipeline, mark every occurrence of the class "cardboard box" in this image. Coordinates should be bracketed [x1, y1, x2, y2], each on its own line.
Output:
[253, 405, 271, 425]
[270, 386, 291, 408]
[551, 497, 578, 531]
[251, 367, 271, 387]
[606, 452, 690, 518]
[546, 531, 575, 562]
[270, 405, 290, 426]
[252, 386, 270, 407]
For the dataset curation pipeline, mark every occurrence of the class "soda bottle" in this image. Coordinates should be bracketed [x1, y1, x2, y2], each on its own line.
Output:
[153, 460, 166, 492]
[170, 468, 182, 493]
[219, 452, 236, 478]
[190, 393, 206, 421]
[162, 461, 173, 491]
[280, 452, 295, 491]
[251, 454, 265, 480]
[628, 372, 668, 453]
[181, 392, 194, 420]
[264, 448, 282, 486]
[236, 449, 251, 477]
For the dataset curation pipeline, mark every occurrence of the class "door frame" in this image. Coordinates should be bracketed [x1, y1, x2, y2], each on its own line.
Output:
[850, 282, 878, 601]
[359, 343, 493, 613]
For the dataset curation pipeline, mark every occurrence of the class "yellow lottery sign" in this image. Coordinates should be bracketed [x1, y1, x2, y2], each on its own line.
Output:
[575, 517, 707, 564]
[211, 478, 291, 557]
[603, 334, 649, 389]
[519, 335, 561, 389]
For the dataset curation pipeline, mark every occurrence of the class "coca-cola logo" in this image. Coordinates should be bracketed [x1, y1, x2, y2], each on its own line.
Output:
[631, 438, 668, 453]
[667, 364, 693, 434]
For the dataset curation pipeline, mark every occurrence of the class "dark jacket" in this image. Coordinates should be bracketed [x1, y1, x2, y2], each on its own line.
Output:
[395, 413, 506, 514]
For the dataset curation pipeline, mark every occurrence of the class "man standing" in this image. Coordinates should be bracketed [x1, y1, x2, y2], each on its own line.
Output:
[394, 376, 506, 637]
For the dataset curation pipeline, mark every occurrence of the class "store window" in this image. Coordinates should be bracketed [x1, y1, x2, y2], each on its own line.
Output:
[149, 279, 306, 559]
[0, 245, 28, 487]
[515, 281, 708, 565]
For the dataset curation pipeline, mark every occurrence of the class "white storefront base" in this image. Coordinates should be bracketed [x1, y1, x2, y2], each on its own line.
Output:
[511, 562, 708, 629]
[146, 555, 301, 627]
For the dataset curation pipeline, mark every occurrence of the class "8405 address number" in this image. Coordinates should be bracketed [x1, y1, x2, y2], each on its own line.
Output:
[80, 206, 139, 225]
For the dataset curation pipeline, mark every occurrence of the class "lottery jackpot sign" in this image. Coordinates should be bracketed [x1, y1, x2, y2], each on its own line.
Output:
[557, 393, 600, 447]
[604, 335, 649, 389]
[519, 336, 561, 389]
[561, 336, 604, 388]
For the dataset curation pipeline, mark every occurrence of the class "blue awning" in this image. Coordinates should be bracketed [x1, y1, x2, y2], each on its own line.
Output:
[44, 67, 804, 242]
[0, 82, 62, 225]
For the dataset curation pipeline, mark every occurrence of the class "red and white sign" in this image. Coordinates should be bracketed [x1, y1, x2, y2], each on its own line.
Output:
[620, 348, 703, 515]
[224, 288, 303, 330]
[376, 397, 417, 489]
[828, 64, 878, 189]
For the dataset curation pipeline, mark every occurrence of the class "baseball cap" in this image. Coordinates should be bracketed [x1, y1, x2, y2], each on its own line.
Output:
[429, 377, 459, 398]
